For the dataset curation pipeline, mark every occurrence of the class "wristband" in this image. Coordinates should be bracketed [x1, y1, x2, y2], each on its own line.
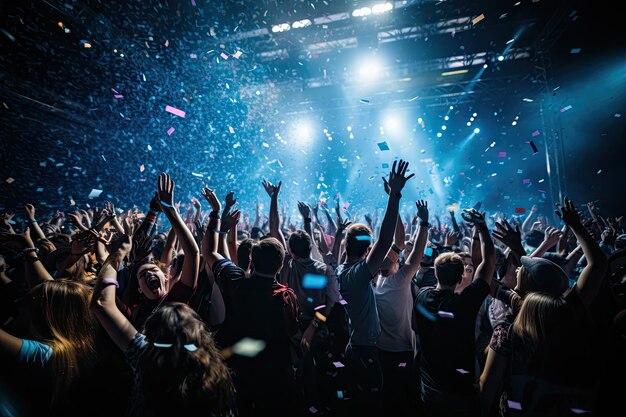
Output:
[19, 247, 39, 258]
[391, 244, 401, 254]
[160, 201, 173, 208]
[25, 219, 38, 223]
[146, 211, 158, 222]
[101, 278, 119, 288]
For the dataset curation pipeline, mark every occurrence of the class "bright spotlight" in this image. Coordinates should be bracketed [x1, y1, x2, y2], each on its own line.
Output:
[372, 3, 393, 14]
[352, 7, 372, 17]
[384, 115, 401, 132]
[441, 125, 447, 131]
[358, 59, 382, 80]
[449, 105, 454, 110]
[497, 55, 505, 62]
[467, 122, 472, 126]
[272, 23, 291, 33]
[483, 63, 488, 68]
[473, 113, 478, 117]
[347, 126, 352, 131]
[444, 115, 449, 121]
[436, 132, 442, 138]
[292, 19, 312, 29]
[474, 127, 480, 134]
[295, 121, 313, 140]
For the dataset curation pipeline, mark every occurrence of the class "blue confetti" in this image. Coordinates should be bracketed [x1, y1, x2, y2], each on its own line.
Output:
[302, 274, 328, 289]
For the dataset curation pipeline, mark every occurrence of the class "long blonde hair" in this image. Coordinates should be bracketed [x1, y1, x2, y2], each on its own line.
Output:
[29, 279, 97, 402]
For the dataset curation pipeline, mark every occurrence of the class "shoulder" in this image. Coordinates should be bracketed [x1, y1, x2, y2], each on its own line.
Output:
[125, 332, 148, 371]
[212, 259, 246, 281]
[489, 323, 512, 357]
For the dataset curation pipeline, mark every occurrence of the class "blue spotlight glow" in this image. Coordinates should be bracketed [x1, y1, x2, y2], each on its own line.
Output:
[474, 127, 480, 134]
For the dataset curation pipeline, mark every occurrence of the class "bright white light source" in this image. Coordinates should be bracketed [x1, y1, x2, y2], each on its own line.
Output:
[472, 113, 477, 117]
[444, 115, 449, 121]
[352, 7, 372, 17]
[295, 121, 313, 141]
[417, 117, 423, 123]
[474, 127, 480, 134]
[483, 63, 488, 68]
[467, 122, 472, 126]
[292, 19, 312, 29]
[470, 117, 475, 122]
[347, 126, 352, 131]
[497, 55, 505, 62]
[272, 23, 291, 33]
[372, 3, 393, 14]
[384, 115, 401, 133]
[449, 105, 454, 110]
[441, 125, 447, 131]
[511, 121, 517, 126]
[358, 59, 382, 80]
[436, 132, 442, 138]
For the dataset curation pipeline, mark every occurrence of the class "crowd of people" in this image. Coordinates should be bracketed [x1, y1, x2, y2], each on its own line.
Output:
[0, 160, 624, 417]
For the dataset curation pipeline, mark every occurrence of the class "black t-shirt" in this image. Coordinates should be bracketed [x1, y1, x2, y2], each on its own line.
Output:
[212, 259, 295, 373]
[415, 279, 490, 394]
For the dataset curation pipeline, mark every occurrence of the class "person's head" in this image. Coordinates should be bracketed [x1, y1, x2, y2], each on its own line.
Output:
[458, 252, 475, 281]
[345, 223, 374, 258]
[615, 234, 626, 252]
[524, 229, 544, 249]
[512, 291, 574, 346]
[237, 238, 254, 271]
[250, 226, 265, 240]
[28, 280, 96, 398]
[136, 262, 169, 300]
[141, 302, 236, 414]
[250, 237, 285, 276]
[434, 252, 464, 287]
[515, 256, 569, 297]
[288, 230, 312, 259]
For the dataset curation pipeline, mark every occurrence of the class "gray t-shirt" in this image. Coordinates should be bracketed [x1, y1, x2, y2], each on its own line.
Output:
[374, 266, 415, 352]
[337, 259, 380, 346]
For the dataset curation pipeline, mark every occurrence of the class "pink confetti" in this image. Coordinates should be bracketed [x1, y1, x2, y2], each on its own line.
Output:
[111, 88, 119, 94]
[191, 0, 196, 6]
[498, 151, 507, 157]
[339, 299, 348, 305]
[114, 94, 123, 99]
[507, 400, 522, 410]
[531, 130, 540, 137]
[398, 362, 407, 368]
[343, 202, 350, 211]
[314, 304, 326, 311]
[308, 406, 318, 414]
[333, 361, 345, 368]
[220, 52, 229, 60]
[165, 105, 186, 118]
[438, 311, 455, 318]
[522, 178, 531, 184]
[456, 368, 469, 374]
[167, 127, 175, 135]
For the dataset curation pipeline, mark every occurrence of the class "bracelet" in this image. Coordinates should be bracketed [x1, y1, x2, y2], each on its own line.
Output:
[25, 219, 38, 223]
[101, 278, 119, 288]
[391, 244, 401, 254]
[146, 212, 157, 222]
[160, 201, 173, 208]
[209, 211, 220, 219]
[19, 247, 39, 258]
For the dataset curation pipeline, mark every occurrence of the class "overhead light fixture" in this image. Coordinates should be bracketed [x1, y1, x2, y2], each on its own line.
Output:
[271, 23, 291, 33]
[441, 69, 469, 76]
[292, 19, 312, 29]
[372, 3, 393, 14]
[352, 7, 372, 17]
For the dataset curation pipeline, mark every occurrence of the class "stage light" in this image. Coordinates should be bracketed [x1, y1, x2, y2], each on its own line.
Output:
[357, 58, 382, 80]
[511, 121, 517, 126]
[483, 63, 488, 68]
[467, 122, 472, 126]
[449, 105, 454, 110]
[444, 115, 449, 121]
[384, 115, 401, 132]
[352, 7, 372, 17]
[292, 19, 312, 29]
[474, 127, 480, 134]
[271, 23, 291, 33]
[441, 125, 447, 130]
[417, 117, 423, 123]
[372, 3, 393, 14]
[497, 55, 505, 61]
[347, 126, 352, 131]
[470, 117, 474, 122]
[436, 132, 442, 138]
[295, 121, 313, 141]
[473, 113, 478, 117]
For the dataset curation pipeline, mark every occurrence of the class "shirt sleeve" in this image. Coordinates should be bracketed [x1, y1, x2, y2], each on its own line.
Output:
[353, 259, 373, 286]
[324, 264, 341, 307]
[212, 258, 246, 287]
[488, 323, 511, 357]
[125, 332, 148, 371]
[18, 339, 52, 368]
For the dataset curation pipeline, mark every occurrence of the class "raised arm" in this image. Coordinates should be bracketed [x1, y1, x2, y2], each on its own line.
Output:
[332, 218, 351, 265]
[556, 197, 608, 312]
[521, 205, 538, 234]
[157, 173, 199, 291]
[462, 209, 495, 286]
[366, 160, 414, 276]
[219, 209, 241, 261]
[90, 235, 137, 351]
[200, 187, 225, 271]
[160, 227, 177, 269]
[298, 201, 323, 262]
[401, 200, 430, 279]
[23, 204, 46, 242]
[0, 228, 54, 287]
[492, 220, 525, 261]
[529, 226, 562, 258]
[262, 179, 287, 249]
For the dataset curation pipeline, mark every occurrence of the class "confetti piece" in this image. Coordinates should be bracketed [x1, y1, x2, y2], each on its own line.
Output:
[596, 169, 602, 174]
[515, 208, 526, 213]
[232, 337, 266, 357]
[560, 105, 572, 112]
[229, 126, 235, 134]
[339, 299, 348, 305]
[337, 391, 344, 399]
[167, 127, 175, 135]
[114, 94, 123, 99]
[498, 152, 507, 157]
[472, 14, 485, 24]
[517, 169, 523, 174]
[615, 113, 622, 118]
[523, 98, 534, 102]
[315, 311, 327, 322]
[314, 304, 326, 311]
[232, 50, 242, 59]
[446, 203, 460, 212]
[5, 177, 14, 184]
[529, 141, 538, 153]
[165, 105, 186, 118]
[416, 303, 436, 321]
[570, 408, 591, 414]
[88, 189, 103, 199]
[191, 0, 196, 6]
[438, 311, 454, 319]
[456, 368, 469, 374]
[507, 400, 522, 410]
[0, 29, 16, 42]
[220, 52, 229, 60]
[398, 362, 407, 367]
[302, 274, 328, 289]
[140, 164, 145, 172]
[355, 235, 372, 241]
[570, 48, 581, 54]
[523, 179, 531, 184]
[333, 361, 345, 368]
[360, 99, 370, 103]
[309, 406, 318, 414]
[531, 130, 540, 137]
[377, 141, 390, 151]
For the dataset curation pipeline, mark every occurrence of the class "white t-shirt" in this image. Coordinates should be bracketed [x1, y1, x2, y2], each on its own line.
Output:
[374, 266, 416, 352]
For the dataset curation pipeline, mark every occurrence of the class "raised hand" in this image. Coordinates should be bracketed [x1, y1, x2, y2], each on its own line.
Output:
[492, 220, 522, 250]
[386, 159, 414, 195]
[201, 187, 221, 213]
[70, 230, 98, 255]
[555, 197, 582, 228]
[131, 230, 153, 263]
[191, 197, 201, 210]
[149, 192, 162, 212]
[122, 215, 135, 236]
[416, 200, 429, 223]
[543, 226, 563, 247]
[24, 204, 36, 220]
[337, 218, 352, 232]
[225, 191, 238, 209]
[221, 209, 241, 232]
[0, 227, 35, 253]
[444, 231, 460, 247]
[382, 177, 391, 195]
[262, 179, 282, 198]
[157, 173, 175, 209]
[461, 208, 486, 226]
[297, 201, 311, 219]
[601, 227, 617, 247]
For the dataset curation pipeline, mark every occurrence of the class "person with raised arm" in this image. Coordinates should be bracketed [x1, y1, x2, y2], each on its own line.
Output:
[126, 173, 199, 328]
[337, 159, 414, 417]
[374, 199, 430, 417]
[414, 207, 495, 417]
[200, 186, 300, 417]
